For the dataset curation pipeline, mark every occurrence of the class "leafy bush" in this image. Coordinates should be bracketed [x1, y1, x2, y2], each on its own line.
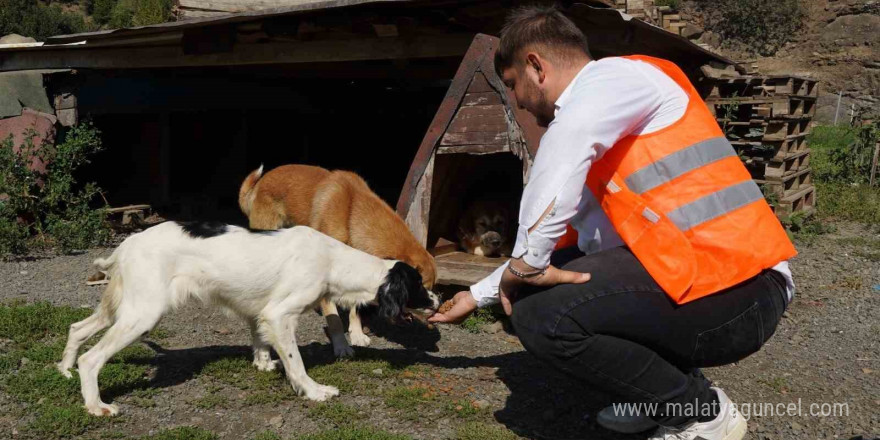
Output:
[809, 124, 878, 185]
[698, 0, 804, 56]
[809, 123, 880, 228]
[89, 0, 173, 28]
[816, 182, 880, 227]
[89, 0, 119, 25]
[0, 123, 110, 255]
[0, 0, 91, 40]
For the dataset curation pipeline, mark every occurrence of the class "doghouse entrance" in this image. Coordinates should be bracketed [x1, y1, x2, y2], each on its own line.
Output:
[396, 34, 545, 286]
[428, 152, 523, 285]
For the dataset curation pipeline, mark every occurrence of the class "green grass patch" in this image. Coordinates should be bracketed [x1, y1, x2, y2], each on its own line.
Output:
[297, 427, 411, 440]
[460, 307, 502, 333]
[808, 123, 880, 228]
[198, 356, 296, 403]
[0, 301, 158, 439]
[834, 237, 880, 261]
[759, 376, 790, 394]
[139, 426, 218, 440]
[0, 301, 91, 344]
[834, 237, 880, 248]
[815, 182, 880, 227]
[384, 385, 434, 409]
[455, 422, 519, 440]
[28, 403, 109, 438]
[192, 393, 229, 410]
[308, 402, 364, 427]
[444, 399, 481, 419]
[148, 327, 174, 340]
[307, 356, 418, 394]
[253, 431, 282, 440]
[854, 250, 880, 262]
[243, 392, 286, 406]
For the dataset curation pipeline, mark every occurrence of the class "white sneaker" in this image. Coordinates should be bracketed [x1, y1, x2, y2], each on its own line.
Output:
[649, 388, 747, 440]
[597, 404, 659, 433]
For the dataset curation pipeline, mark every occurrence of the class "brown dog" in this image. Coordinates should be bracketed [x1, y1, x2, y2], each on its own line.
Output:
[238, 164, 437, 358]
[457, 199, 514, 257]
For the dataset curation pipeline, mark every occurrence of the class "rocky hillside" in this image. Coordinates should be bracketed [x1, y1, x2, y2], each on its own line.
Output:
[682, 0, 879, 123]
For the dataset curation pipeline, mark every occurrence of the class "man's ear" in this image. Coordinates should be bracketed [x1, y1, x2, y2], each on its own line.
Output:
[526, 52, 545, 82]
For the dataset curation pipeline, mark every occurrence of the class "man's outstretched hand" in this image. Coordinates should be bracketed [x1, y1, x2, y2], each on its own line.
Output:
[427, 263, 591, 323]
[427, 290, 477, 324]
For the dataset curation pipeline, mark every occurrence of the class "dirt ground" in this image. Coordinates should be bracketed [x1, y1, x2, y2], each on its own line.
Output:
[0, 221, 878, 440]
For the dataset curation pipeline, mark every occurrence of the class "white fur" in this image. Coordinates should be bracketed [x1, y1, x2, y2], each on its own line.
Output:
[57, 222, 409, 416]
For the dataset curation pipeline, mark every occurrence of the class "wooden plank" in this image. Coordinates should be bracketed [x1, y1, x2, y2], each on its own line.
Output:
[450, 104, 506, 118]
[774, 185, 815, 217]
[429, 243, 458, 257]
[757, 167, 811, 198]
[440, 131, 507, 146]
[446, 105, 507, 133]
[436, 251, 507, 268]
[435, 252, 507, 286]
[0, 34, 475, 71]
[871, 141, 880, 187]
[436, 265, 497, 287]
[437, 144, 509, 155]
[764, 150, 810, 180]
[467, 72, 493, 93]
[462, 92, 502, 107]
[404, 155, 433, 247]
[106, 204, 151, 214]
[396, 34, 497, 219]
[177, 9, 232, 18]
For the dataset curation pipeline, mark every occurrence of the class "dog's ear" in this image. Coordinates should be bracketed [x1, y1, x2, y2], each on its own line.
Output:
[376, 262, 421, 321]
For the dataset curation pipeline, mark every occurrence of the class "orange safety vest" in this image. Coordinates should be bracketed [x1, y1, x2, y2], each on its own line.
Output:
[555, 55, 797, 305]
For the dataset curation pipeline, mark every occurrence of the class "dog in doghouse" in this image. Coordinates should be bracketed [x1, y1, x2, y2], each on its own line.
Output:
[457, 198, 516, 258]
[238, 164, 437, 358]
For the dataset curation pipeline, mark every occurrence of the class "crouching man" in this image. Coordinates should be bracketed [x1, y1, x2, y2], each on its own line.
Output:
[429, 6, 796, 439]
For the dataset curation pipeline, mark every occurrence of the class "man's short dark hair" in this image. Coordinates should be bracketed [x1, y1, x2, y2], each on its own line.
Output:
[495, 5, 591, 76]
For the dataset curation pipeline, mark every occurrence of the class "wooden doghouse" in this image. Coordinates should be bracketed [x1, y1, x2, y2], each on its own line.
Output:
[396, 34, 545, 286]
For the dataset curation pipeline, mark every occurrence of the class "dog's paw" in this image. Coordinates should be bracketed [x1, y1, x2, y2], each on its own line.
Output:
[86, 402, 119, 417]
[332, 340, 355, 359]
[304, 384, 339, 402]
[349, 332, 371, 347]
[253, 359, 279, 372]
[56, 363, 74, 379]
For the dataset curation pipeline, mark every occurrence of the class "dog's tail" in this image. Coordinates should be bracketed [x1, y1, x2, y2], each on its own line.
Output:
[93, 253, 117, 275]
[238, 164, 264, 216]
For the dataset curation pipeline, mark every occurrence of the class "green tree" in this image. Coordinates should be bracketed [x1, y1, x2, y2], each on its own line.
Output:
[0, 0, 90, 40]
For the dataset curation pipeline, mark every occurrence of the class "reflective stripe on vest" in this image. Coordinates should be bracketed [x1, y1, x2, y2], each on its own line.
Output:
[666, 180, 764, 231]
[624, 136, 737, 195]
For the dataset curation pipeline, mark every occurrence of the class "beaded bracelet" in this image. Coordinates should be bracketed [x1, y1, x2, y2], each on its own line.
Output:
[507, 264, 546, 278]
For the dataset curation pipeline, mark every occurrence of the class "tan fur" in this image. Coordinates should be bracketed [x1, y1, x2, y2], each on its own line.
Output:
[457, 199, 513, 257]
[238, 164, 437, 288]
[99, 276, 122, 320]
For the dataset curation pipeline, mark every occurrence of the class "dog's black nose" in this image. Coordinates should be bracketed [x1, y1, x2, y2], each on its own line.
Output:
[488, 237, 502, 247]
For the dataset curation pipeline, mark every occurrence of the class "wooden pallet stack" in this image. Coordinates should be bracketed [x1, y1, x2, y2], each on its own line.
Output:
[702, 74, 819, 217]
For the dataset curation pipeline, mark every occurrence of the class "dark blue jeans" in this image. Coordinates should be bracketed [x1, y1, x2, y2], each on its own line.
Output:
[510, 246, 788, 426]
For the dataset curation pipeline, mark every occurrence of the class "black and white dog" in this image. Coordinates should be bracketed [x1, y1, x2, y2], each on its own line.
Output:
[57, 221, 439, 416]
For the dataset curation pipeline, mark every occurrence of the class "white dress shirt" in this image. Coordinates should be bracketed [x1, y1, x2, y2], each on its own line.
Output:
[470, 57, 795, 307]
